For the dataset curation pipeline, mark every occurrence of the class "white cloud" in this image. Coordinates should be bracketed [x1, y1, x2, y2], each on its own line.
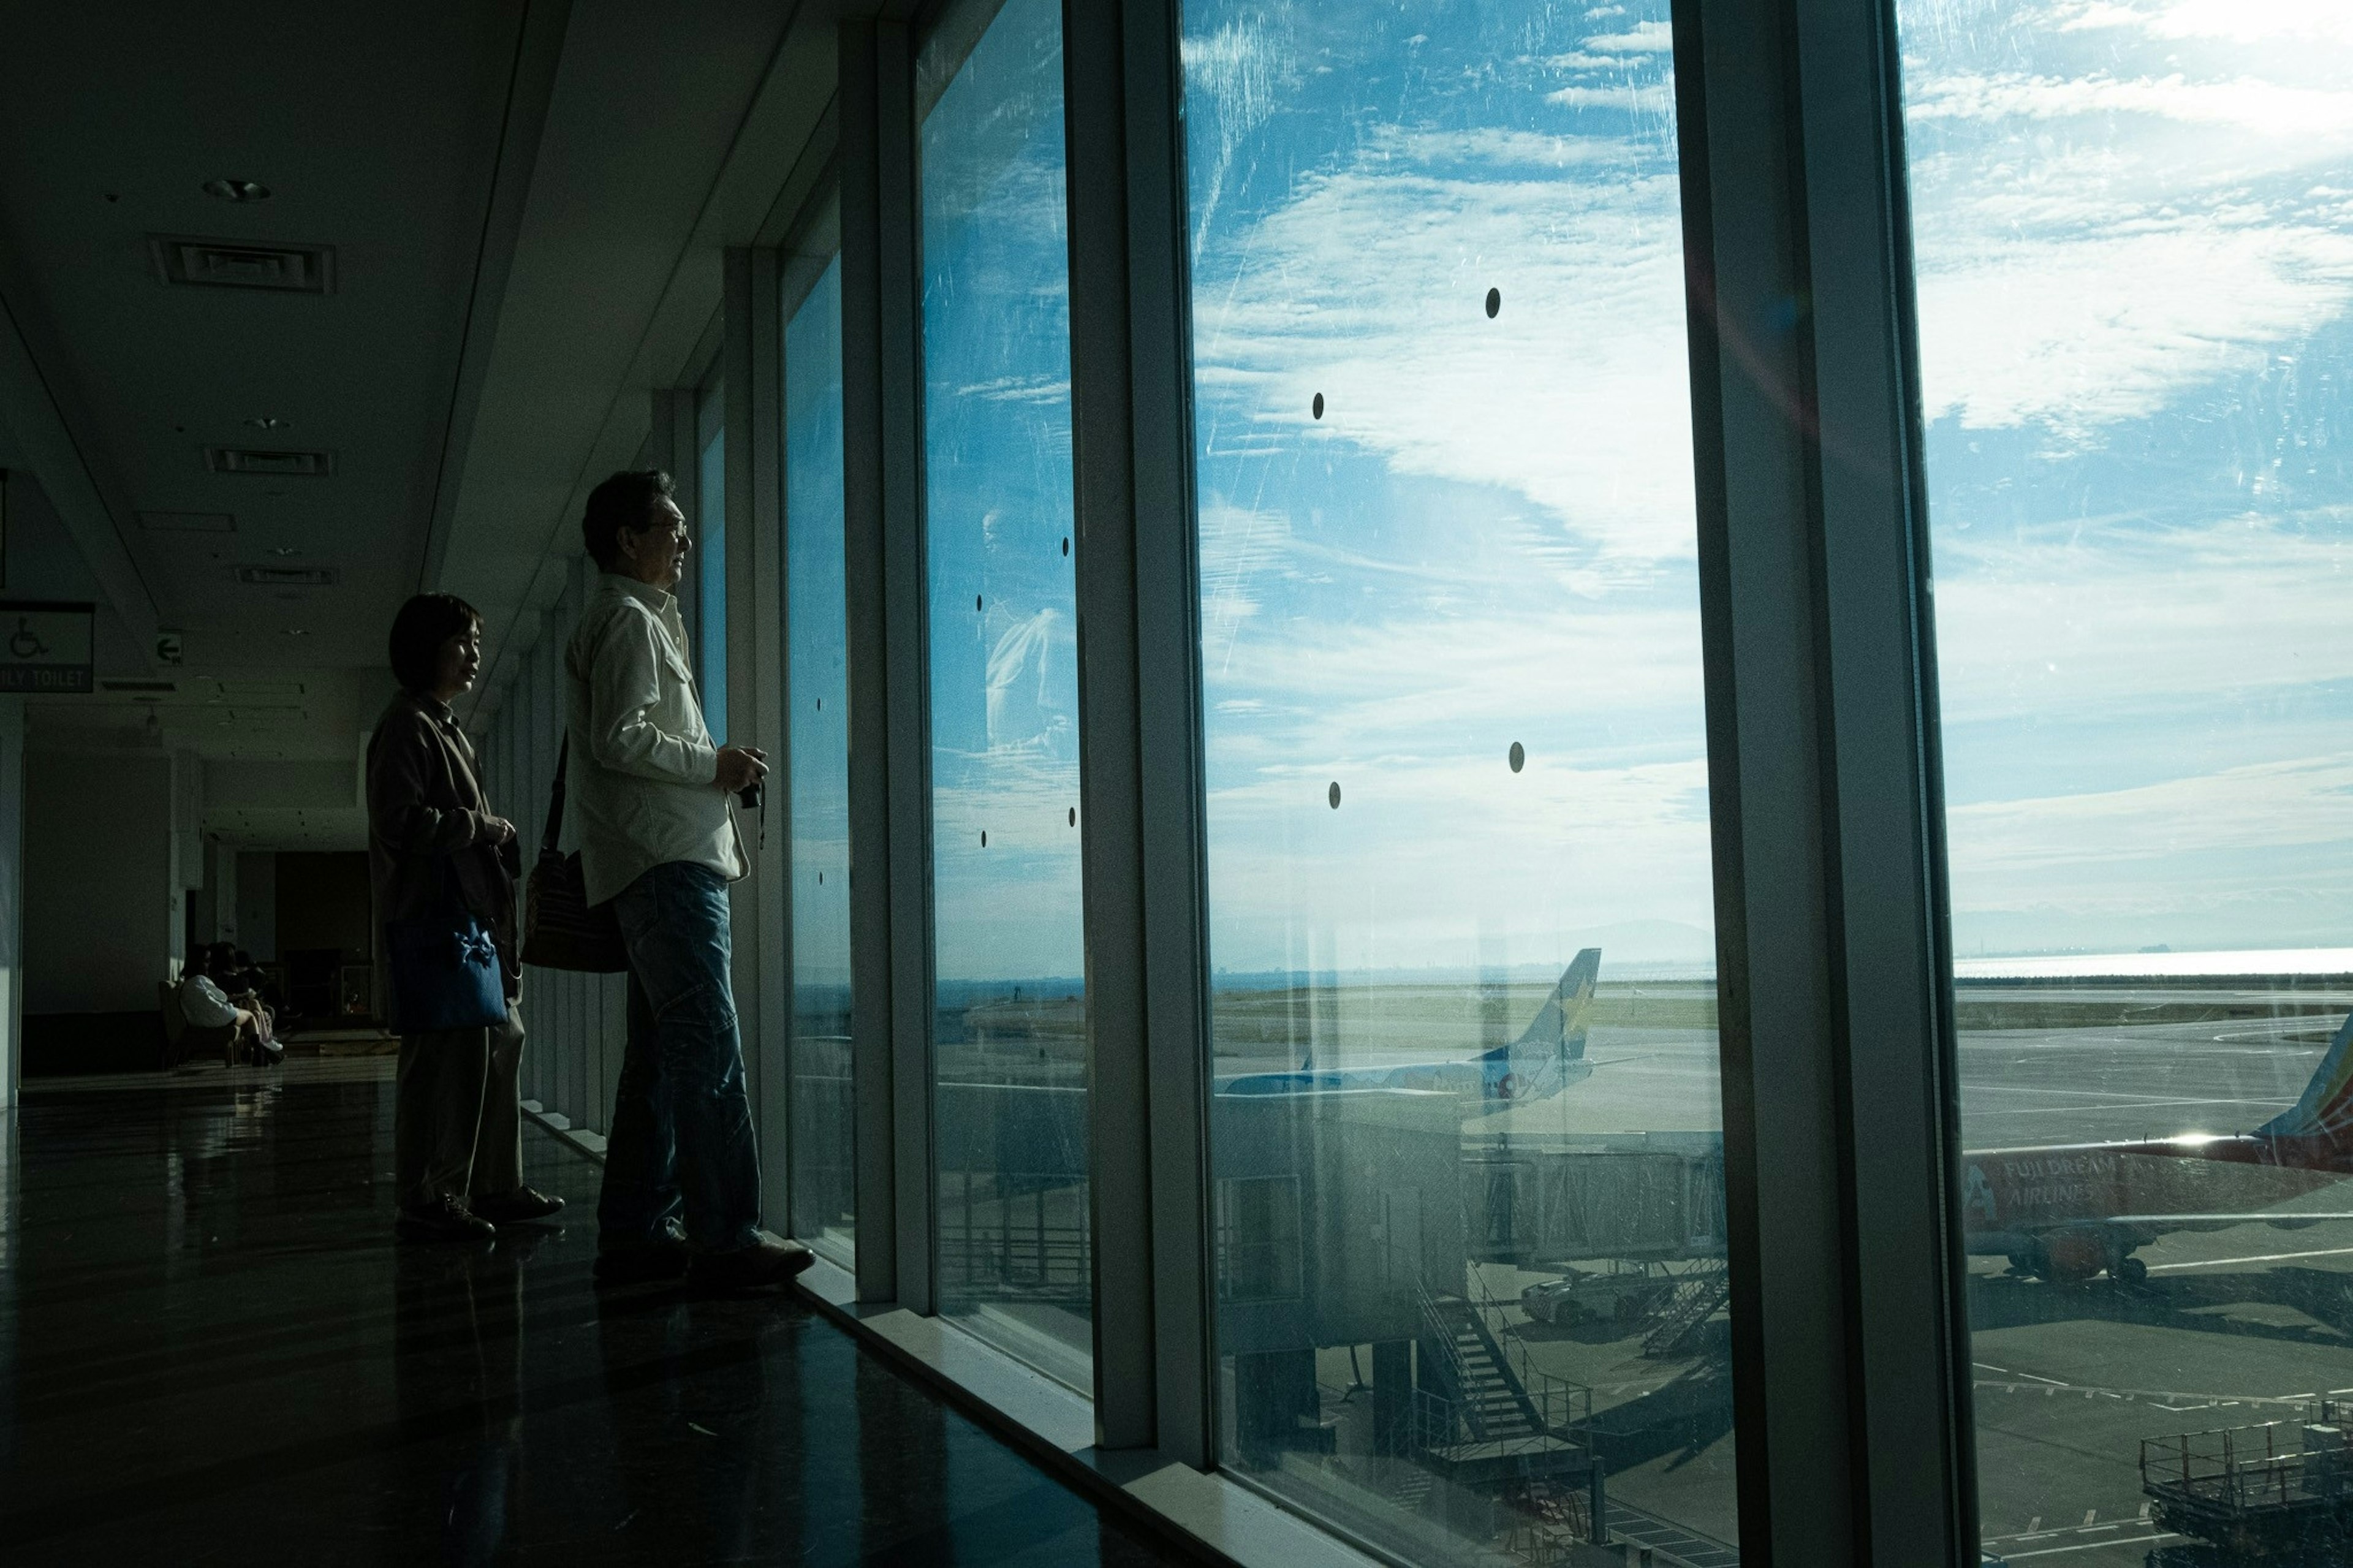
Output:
[1909, 70, 2353, 137]
[1197, 502, 1289, 671]
[1190, 131, 1698, 559]
[2061, 0, 2353, 46]
[1585, 20, 1672, 52]
[1947, 756, 2353, 936]
[1914, 222, 2353, 433]
[1547, 83, 1675, 114]
[1205, 751, 1716, 968]
[1934, 515, 2353, 725]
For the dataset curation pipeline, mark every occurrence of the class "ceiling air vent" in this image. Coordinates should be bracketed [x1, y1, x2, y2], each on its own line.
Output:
[137, 509, 235, 532]
[206, 447, 333, 477]
[150, 235, 335, 294]
[233, 564, 338, 588]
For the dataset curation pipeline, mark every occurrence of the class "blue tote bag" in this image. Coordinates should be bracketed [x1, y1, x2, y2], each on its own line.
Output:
[387, 862, 507, 1032]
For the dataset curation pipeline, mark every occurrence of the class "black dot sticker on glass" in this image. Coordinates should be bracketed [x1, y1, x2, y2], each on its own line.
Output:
[981, 831, 988, 847]
[1485, 287, 1501, 319]
[1312, 392, 1325, 420]
[1509, 741, 1525, 773]
[1061, 537, 1070, 558]
[1328, 781, 1341, 809]
[976, 594, 983, 612]
[1067, 808, 1076, 826]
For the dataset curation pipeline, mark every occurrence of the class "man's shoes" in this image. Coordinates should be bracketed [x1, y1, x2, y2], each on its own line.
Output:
[395, 1194, 495, 1243]
[593, 1238, 692, 1286]
[686, 1237, 816, 1292]
[471, 1187, 566, 1224]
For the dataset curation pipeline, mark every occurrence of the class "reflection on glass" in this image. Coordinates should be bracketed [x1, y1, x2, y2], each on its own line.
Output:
[786, 253, 854, 1268]
[1900, 8, 2353, 1564]
[697, 385, 728, 745]
[1184, 3, 1734, 1561]
[917, 0, 1090, 1388]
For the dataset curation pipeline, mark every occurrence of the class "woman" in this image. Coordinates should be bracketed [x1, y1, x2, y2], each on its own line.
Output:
[175, 945, 275, 1067]
[367, 593, 564, 1241]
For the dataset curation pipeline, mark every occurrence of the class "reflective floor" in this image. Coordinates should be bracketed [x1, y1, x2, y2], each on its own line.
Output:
[0, 1059, 1190, 1566]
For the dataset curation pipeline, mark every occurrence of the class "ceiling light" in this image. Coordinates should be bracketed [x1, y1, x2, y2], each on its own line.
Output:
[281, 627, 308, 637]
[202, 178, 270, 203]
[270, 546, 299, 557]
[244, 416, 289, 431]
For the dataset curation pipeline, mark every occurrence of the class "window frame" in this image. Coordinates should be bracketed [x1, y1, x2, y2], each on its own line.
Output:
[805, 1, 1979, 1561]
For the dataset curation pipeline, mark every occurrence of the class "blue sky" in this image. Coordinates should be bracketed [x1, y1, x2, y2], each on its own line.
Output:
[786, 255, 851, 991]
[1184, 1, 1713, 978]
[1903, 0, 2353, 955]
[919, 0, 1088, 985]
[899, 0, 2353, 984]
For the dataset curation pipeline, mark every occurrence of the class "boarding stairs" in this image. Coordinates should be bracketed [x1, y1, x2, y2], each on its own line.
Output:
[1642, 1264, 1731, 1359]
[1420, 1286, 1549, 1443]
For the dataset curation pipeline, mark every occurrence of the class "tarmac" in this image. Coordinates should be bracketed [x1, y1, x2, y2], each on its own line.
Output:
[1467, 983, 2353, 1566]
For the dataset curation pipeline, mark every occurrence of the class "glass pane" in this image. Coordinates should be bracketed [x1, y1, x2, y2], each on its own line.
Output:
[696, 407, 728, 746]
[917, 0, 1091, 1389]
[786, 253, 855, 1269]
[1899, 9, 2353, 1566]
[1183, 4, 1734, 1561]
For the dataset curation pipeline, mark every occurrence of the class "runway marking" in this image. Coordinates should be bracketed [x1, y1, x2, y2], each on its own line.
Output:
[1961, 1084, 2292, 1107]
[1976, 1362, 2067, 1385]
[2146, 1244, 2353, 1272]
[1976, 1377, 2335, 1410]
[2001, 1531, 2178, 1559]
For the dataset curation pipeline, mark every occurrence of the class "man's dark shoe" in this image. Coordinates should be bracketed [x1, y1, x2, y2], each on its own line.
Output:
[471, 1187, 565, 1224]
[593, 1238, 692, 1286]
[395, 1194, 495, 1243]
[686, 1237, 815, 1292]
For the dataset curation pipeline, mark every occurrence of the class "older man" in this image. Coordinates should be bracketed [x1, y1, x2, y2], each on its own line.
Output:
[567, 468, 809, 1289]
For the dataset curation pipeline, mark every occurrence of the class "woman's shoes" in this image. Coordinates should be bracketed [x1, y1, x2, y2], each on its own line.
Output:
[470, 1187, 565, 1224]
[395, 1193, 495, 1242]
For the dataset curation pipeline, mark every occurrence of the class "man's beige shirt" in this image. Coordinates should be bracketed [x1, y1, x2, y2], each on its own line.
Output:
[565, 573, 745, 906]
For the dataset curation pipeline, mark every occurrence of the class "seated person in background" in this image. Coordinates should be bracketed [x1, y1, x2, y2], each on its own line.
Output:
[229, 949, 278, 1010]
[178, 949, 278, 1066]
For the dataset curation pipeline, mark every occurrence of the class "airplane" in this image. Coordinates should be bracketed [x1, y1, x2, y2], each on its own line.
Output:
[1200, 941, 2353, 1287]
[1962, 1006, 2353, 1284]
[1213, 948, 1602, 1107]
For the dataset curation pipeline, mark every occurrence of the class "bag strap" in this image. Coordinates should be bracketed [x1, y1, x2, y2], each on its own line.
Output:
[542, 738, 571, 854]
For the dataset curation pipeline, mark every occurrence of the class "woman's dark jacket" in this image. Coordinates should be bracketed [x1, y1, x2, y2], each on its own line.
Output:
[366, 691, 521, 1030]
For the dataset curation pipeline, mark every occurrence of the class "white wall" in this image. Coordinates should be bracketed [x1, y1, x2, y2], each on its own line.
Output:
[25, 748, 174, 1013]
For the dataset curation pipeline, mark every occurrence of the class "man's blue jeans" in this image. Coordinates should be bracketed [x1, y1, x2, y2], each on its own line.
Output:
[598, 860, 762, 1253]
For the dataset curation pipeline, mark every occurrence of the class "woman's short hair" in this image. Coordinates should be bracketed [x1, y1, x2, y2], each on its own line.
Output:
[387, 593, 482, 695]
[582, 469, 676, 570]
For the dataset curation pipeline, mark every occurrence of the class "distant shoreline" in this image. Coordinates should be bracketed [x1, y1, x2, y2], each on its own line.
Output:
[920, 947, 2353, 996]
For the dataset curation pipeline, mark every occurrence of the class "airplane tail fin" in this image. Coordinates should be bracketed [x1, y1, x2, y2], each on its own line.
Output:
[2258, 1007, 2353, 1142]
[1513, 948, 1602, 1062]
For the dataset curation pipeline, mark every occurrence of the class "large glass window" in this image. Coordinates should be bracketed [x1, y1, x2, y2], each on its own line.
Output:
[1183, 4, 1735, 1561]
[916, 0, 1091, 1388]
[696, 381, 728, 744]
[1900, 9, 2353, 1565]
[785, 250, 854, 1269]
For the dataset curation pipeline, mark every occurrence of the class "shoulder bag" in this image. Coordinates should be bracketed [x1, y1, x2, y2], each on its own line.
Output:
[386, 859, 509, 1032]
[520, 738, 630, 973]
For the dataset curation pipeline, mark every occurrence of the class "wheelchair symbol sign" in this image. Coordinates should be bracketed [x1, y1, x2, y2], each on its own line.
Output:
[0, 602, 93, 692]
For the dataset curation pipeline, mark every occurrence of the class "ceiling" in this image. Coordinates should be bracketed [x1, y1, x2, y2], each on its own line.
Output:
[0, 1, 534, 672]
[0, 0, 863, 843]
